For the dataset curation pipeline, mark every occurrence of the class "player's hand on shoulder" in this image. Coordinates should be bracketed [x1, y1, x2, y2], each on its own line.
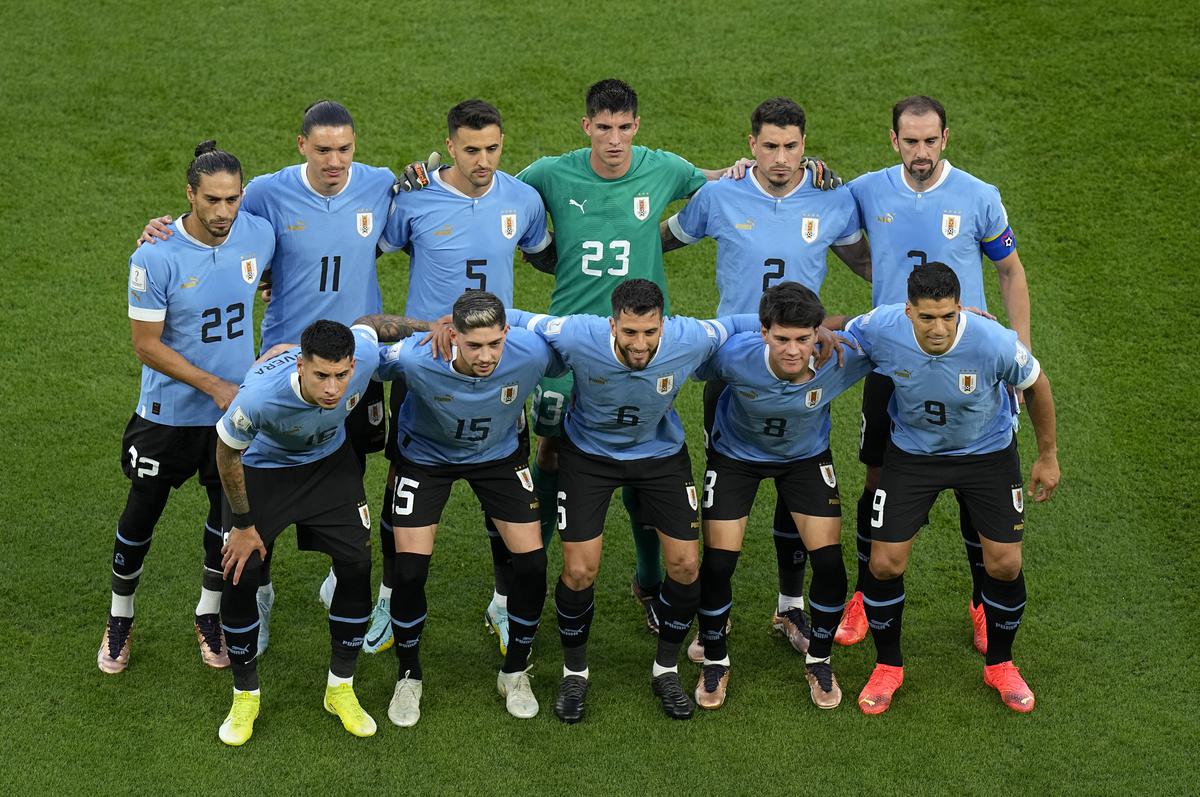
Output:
[208, 378, 239, 411]
[221, 526, 267, 586]
[802, 157, 843, 191]
[137, 215, 174, 246]
[963, 305, 997, 321]
[396, 152, 442, 193]
[420, 314, 454, 360]
[813, 326, 856, 369]
[723, 157, 755, 180]
[255, 343, 294, 364]
[1028, 453, 1060, 503]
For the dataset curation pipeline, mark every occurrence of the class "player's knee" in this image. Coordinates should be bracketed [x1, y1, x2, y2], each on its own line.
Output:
[983, 550, 1022, 581]
[868, 553, 905, 581]
[118, 480, 171, 539]
[663, 549, 699, 584]
[561, 558, 598, 590]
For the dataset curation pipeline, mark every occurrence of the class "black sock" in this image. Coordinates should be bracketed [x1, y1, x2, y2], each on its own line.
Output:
[655, 576, 700, 668]
[111, 481, 171, 601]
[201, 486, 224, 596]
[221, 566, 262, 691]
[806, 544, 848, 659]
[258, 543, 274, 588]
[982, 570, 1026, 665]
[555, 578, 594, 673]
[328, 559, 371, 678]
[854, 491, 874, 592]
[503, 549, 547, 673]
[486, 515, 512, 598]
[958, 494, 986, 607]
[391, 552, 431, 680]
[697, 548, 739, 662]
[772, 507, 807, 603]
[862, 569, 905, 667]
[379, 481, 395, 590]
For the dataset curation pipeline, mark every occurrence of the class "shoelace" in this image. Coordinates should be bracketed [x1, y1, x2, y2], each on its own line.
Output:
[561, 677, 587, 701]
[783, 608, 810, 636]
[197, 616, 224, 653]
[231, 694, 257, 721]
[702, 665, 728, 692]
[808, 662, 834, 691]
[107, 617, 132, 658]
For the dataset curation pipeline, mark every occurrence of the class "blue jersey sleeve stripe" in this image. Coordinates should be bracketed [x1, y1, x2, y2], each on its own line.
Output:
[667, 213, 703, 245]
[216, 420, 251, 450]
[521, 229, 552, 254]
[1015, 357, 1041, 391]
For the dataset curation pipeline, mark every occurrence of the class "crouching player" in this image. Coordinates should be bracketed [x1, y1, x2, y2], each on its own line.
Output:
[366, 291, 563, 726]
[845, 263, 1059, 715]
[691, 282, 871, 709]
[213, 318, 422, 745]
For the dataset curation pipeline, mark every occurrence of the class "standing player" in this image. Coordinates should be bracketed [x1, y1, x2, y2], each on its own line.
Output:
[511, 279, 760, 722]
[98, 141, 275, 675]
[842, 264, 1058, 714]
[661, 97, 869, 655]
[368, 292, 563, 725]
[692, 283, 872, 710]
[322, 99, 551, 658]
[838, 96, 1032, 652]
[213, 317, 424, 746]
[516, 79, 749, 632]
[141, 101, 401, 653]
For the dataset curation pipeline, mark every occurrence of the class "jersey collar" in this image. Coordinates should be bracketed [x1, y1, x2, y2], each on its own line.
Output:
[290, 371, 312, 404]
[749, 165, 808, 200]
[897, 161, 953, 195]
[173, 215, 233, 250]
[432, 167, 496, 199]
[299, 163, 354, 198]
[911, 309, 969, 357]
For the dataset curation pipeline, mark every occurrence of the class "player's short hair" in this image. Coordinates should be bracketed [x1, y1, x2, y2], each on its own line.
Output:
[586, 78, 638, 118]
[448, 99, 503, 136]
[907, 262, 961, 303]
[751, 97, 807, 136]
[892, 95, 947, 133]
[611, 279, 663, 318]
[759, 281, 825, 329]
[301, 99, 356, 136]
[300, 320, 355, 363]
[452, 291, 506, 332]
[187, 140, 242, 190]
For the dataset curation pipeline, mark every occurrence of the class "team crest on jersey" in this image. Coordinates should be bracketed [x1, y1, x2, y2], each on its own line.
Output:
[633, 194, 651, 221]
[686, 484, 698, 511]
[500, 383, 519, 404]
[805, 388, 822, 408]
[656, 373, 674, 395]
[240, 257, 258, 284]
[941, 213, 961, 240]
[820, 463, 837, 488]
[358, 502, 371, 529]
[346, 391, 361, 411]
[1012, 487, 1024, 513]
[367, 401, 384, 426]
[357, 211, 374, 238]
[501, 212, 517, 240]
[516, 467, 534, 492]
[959, 371, 977, 394]
[801, 216, 820, 243]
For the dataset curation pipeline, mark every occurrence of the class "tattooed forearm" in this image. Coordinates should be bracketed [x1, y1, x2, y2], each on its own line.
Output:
[216, 440, 251, 514]
[353, 314, 429, 341]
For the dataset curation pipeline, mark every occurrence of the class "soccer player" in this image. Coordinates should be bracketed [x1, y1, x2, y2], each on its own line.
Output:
[368, 291, 563, 725]
[842, 264, 1058, 715]
[661, 97, 870, 657]
[141, 100, 401, 653]
[838, 96, 1033, 652]
[325, 99, 551, 658]
[212, 317, 424, 746]
[98, 141, 275, 675]
[692, 282, 872, 710]
[510, 279, 761, 722]
[515, 78, 752, 633]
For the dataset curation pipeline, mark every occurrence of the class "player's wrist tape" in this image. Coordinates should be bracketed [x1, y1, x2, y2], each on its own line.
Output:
[231, 511, 253, 528]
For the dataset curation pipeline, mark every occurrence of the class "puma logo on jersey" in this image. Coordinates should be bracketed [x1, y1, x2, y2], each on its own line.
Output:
[180, 276, 199, 289]
[286, 221, 306, 231]
[569, 199, 588, 214]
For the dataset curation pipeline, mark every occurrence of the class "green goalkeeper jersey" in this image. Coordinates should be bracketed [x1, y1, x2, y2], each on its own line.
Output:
[517, 146, 706, 315]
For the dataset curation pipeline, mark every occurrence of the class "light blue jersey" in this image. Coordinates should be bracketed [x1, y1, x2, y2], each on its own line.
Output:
[376, 327, 563, 466]
[127, 215, 276, 426]
[844, 304, 1039, 456]
[383, 168, 550, 320]
[242, 163, 398, 348]
[512, 310, 759, 459]
[696, 332, 874, 462]
[217, 326, 381, 467]
[847, 163, 1015, 308]
[669, 169, 861, 314]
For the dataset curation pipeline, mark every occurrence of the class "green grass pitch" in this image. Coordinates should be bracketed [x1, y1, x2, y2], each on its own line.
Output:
[1, 0, 1196, 793]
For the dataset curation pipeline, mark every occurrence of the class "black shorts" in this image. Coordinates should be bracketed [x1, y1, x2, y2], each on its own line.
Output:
[556, 434, 699, 543]
[859, 371, 894, 467]
[346, 378, 387, 459]
[870, 439, 1025, 544]
[390, 449, 539, 528]
[120, 414, 220, 488]
[702, 449, 842, 521]
[230, 439, 372, 565]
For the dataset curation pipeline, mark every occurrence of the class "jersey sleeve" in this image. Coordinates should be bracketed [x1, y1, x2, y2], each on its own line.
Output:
[518, 193, 551, 253]
[216, 394, 260, 450]
[515, 157, 551, 193]
[352, 325, 382, 380]
[979, 185, 1016, 262]
[711, 313, 761, 337]
[127, 252, 168, 322]
[824, 344, 874, 386]
[669, 182, 712, 244]
[842, 310, 877, 359]
[381, 193, 413, 252]
[834, 196, 864, 246]
[994, 328, 1040, 391]
[375, 336, 417, 381]
[241, 177, 269, 217]
[513, 310, 578, 361]
[668, 151, 708, 200]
